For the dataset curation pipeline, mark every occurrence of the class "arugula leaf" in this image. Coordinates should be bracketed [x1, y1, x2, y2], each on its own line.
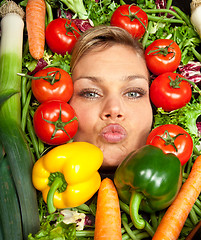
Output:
[28, 222, 77, 240]
[174, 26, 201, 64]
[153, 100, 201, 146]
[44, 52, 72, 74]
[136, 0, 156, 9]
[84, 0, 120, 26]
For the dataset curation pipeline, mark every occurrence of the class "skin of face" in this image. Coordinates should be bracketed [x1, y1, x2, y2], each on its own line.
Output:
[70, 44, 153, 170]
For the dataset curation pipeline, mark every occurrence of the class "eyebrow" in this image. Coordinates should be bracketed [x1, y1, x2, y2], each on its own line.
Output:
[73, 74, 149, 83]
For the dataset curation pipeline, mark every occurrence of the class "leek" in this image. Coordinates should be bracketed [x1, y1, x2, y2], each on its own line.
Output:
[191, 0, 201, 39]
[0, 1, 40, 238]
[0, 0, 24, 124]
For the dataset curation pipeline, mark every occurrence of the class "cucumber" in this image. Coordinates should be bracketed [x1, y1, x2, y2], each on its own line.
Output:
[0, 143, 23, 240]
[0, 118, 40, 239]
[0, 220, 3, 240]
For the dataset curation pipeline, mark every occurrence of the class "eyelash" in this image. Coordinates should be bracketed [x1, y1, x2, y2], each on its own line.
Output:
[78, 88, 101, 99]
[78, 88, 147, 100]
[124, 88, 146, 99]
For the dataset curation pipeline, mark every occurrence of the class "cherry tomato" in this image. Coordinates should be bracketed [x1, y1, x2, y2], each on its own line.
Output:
[146, 124, 193, 166]
[110, 4, 148, 39]
[45, 18, 80, 55]
[145, 39, 181, 75]
[150, 72, 192, 112]
[31, 67, 73, 103]
[33, 100, 78, 145]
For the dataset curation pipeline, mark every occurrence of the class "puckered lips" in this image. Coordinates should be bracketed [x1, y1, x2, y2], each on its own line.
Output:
[101, 123, 127, 143]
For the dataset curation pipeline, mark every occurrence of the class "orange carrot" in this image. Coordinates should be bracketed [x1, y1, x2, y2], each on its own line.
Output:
[153, 155, 201, 240]
[94, 178, 122, 240]
[26, 0, 46, 60]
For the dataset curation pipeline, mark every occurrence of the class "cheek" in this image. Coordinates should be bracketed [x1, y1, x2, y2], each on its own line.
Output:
[71, 102, 98, 132]
[127, 100, 153, 135]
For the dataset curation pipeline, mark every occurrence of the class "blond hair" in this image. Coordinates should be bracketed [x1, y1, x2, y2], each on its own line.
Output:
[70, 25, 145, 72]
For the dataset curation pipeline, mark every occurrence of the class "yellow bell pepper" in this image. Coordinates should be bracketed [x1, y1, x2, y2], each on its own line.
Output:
[32, 142, 103, 213]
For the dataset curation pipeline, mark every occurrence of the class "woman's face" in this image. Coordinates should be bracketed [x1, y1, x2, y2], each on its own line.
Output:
[70, 44, 153, 169]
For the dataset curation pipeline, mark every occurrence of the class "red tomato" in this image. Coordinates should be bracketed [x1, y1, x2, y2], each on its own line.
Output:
[31, 67, 73, 103]
[110, 5, 148, 39]
[33, 100, 78, 145]
[145, 39, 181, 75]
[45, 18, 80, 55]
[150, 72, 192, 112]
[146, 124, 193, 166]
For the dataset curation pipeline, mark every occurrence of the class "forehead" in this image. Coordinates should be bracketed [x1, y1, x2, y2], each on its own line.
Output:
[85, 42, 144, 59]
[74, 44, 146, 73]
[72, 44, 149, 82]
[77, 43, 146, 64]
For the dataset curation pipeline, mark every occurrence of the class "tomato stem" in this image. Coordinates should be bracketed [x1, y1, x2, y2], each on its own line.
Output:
[157, 130, 185, 152]
[41, 104, 78, 140]
[168, 75, 182, 88]
[121, 4, 147, 31]
[17, 71, 61, 85]
[180, 77, 201, 96]
[65, 20, 80, 39]
[147, 42, 175, 58]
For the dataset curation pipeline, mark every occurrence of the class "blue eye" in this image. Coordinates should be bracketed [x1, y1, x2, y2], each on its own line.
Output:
[85, 92, 99, 98]
[125, 88, 146, 99]
[79, 89, 100, 99]
[126, 91, 141, 98]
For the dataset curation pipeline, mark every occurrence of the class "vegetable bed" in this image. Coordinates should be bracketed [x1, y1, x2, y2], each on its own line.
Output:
[0, 0, 201, 239]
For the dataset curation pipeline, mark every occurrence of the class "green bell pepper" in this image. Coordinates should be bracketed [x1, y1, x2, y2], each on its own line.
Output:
[114, 145, 182, 229]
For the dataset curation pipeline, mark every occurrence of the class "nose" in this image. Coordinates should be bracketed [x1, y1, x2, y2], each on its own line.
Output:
[100, 96, 124, 121]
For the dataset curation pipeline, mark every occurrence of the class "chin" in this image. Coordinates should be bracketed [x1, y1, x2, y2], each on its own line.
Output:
[100, 155, 125, 173]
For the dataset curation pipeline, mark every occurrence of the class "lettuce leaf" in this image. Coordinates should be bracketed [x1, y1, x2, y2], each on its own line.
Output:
[153, 100, 201, 146]
[28, 222, 77, 240]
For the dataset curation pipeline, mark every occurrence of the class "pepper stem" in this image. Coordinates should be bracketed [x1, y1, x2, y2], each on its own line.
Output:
[47, 172, 67, 214]
[129, 191, 146, 229]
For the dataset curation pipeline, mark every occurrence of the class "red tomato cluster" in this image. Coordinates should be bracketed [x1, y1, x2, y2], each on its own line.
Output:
[110, 6, 192, 113]
[144, 38, 193, 166]
[145, 39, 192, 112]
[32, 67, 78, 145]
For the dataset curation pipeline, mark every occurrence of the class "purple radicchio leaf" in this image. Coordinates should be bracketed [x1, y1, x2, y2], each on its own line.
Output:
[57, 9, 93, 32]
[28, 58, 48, 75]
[71, 18, 93, 32]
[84, 215, 93, 226]
[57, 9, 73, 19]
[197, 122, 201, 138]
[155, 0, 167, 9]
[177, 61, 201, 84]
[155, 0, 175, 18]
